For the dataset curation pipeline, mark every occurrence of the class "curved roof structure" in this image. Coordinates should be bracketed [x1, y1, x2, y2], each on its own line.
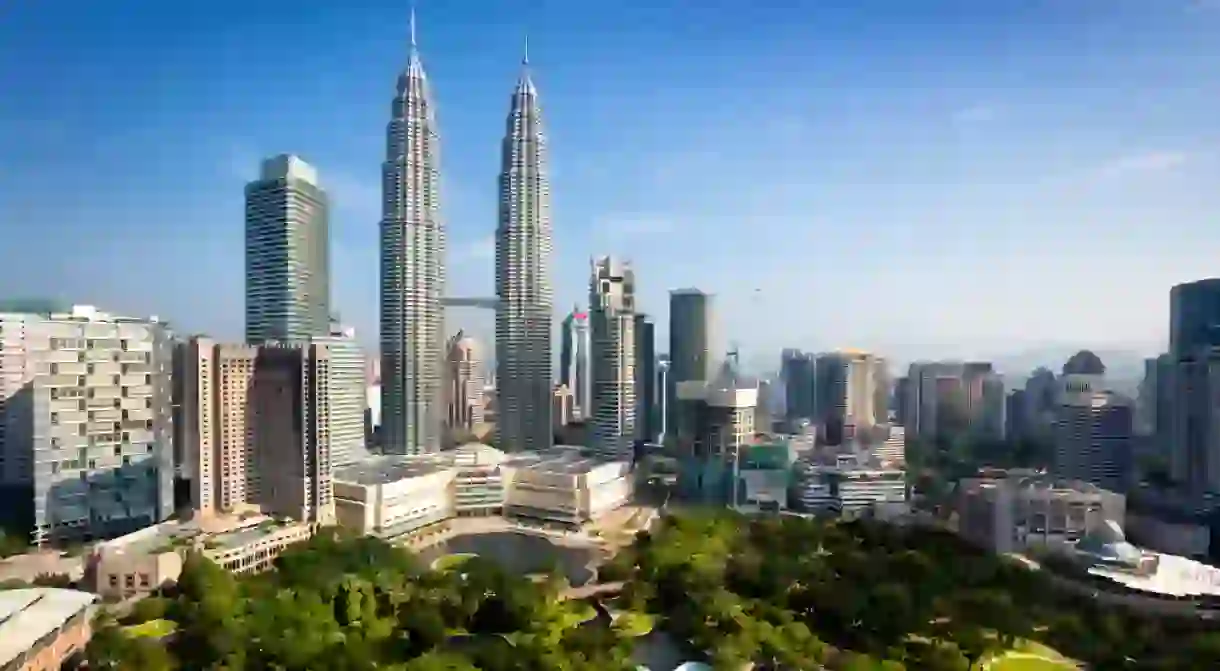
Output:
[0, 588, 97, 667]
[673, 664, 713, 671]
[1063, 350, 1106, 376]
[1076, 520, 1143, 566]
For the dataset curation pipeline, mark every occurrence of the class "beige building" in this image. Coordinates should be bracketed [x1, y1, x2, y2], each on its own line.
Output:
[501, 447, 633, 526]
[0, 588, 98, 671]
[956, 475, 1125, 555]
[85, 515, 315, 599]
[333, 458, 454, 541]
[552, 384, 574, 430]
[444, 332, 485, 441]
[177, 338, 335, 524]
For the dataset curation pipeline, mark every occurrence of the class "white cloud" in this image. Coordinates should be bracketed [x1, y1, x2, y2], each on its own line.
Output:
[1094, 150, 1188, 178]
[951, 104, 999, 125]
[595, 214, 677, 237]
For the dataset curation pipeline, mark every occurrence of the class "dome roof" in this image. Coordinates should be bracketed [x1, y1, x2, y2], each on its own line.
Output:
[1063, 350, 1106, 376]
[1076, 520, 1142, 566]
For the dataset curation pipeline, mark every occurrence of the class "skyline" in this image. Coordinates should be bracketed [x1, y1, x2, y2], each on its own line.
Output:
[3, 0, 1220, 364]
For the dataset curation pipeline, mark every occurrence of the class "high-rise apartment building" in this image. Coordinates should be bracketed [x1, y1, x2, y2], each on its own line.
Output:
[560, 308, 592, 419]
[872, 357, 891, 424]
[668, 289, 717, 437]
[589, 257, 637, 457]
[445, 332, 486, 439]
[495, 51, 553, 452]
[244, 154, 330, 345]
[0, 305, 174, 546]
[380, 15, 445, 455]
[635, 314, 658, 443]
[178, 338, 335, 523]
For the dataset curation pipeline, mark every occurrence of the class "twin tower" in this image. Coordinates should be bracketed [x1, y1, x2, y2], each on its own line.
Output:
[379, 12, 553, 455]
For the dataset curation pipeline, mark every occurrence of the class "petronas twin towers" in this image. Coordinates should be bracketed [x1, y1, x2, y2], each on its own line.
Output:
[380, 13, 552, 454]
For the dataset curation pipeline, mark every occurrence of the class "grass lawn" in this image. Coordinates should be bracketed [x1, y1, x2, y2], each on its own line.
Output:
[431, 553, 478, 572]
[988, 655, 1077, 671]
[121, 618, 177, 639]
[612, 610, 656, 637]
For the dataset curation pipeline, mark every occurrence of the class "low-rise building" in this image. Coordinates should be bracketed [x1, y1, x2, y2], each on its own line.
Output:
[332, 458, 454, 541]
[0, 588, 97, 671]
[792, 458, 908, 519]
[450, 442, 509, 516]
[956, 475, 1125, 554]
[501, 447, 632, 526]
[85, 515, 314, 598]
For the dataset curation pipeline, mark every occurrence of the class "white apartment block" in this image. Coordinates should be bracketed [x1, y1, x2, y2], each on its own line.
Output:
[0, 305, 174, 546]
[313, 325, 368, 467]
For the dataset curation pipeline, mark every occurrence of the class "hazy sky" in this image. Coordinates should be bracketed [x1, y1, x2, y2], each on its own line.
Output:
[2, 0, 1218, 367]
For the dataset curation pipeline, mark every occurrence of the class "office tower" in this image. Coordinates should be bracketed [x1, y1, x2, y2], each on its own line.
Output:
[245, 154, 330, 344]
[560, 307, 592, 418]
[1153, 353, 1174, 453]
[980, 374, 1006, 440]
[313, 324, 368, 468]
[1023, 367, 1059, 440]
[872, 357, 891, 424]
[1172, 350, 1220, 494]
[903, 361, 966, 439]
[1170, 279, 1220, 360]
[668, 289, 717, 437]
[755, 379, 775, 434]
[894, 376, 910, 426]
[589, 257, 637, 457]
[814, 350, 877, 442]
[495, 48, 553, 452]
[1005, 390, 1027, 442]
[380, 13, 445, 455]
[253, 343, 335, 523]
[1054, 387, 1133, 493]
[657, 356, 671, 441]
[0, 305, 173, 546]
[445, 331, 486, 439]
[674, 358, 758, 503]
[635, 314, 658, 442]
[781, 349, 815, 422]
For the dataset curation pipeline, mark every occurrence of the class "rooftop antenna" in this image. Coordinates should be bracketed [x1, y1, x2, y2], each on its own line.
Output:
[522, 31, 530, 66]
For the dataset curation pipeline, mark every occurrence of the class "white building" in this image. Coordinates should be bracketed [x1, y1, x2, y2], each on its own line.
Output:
[871, 424, 906, 467]
[0, 304, 174, 546]
[502, 447, 632, 526]
[589, 257, 637, 458]
[332, 458, 454, 541]
[792, 457, 907, 519]
[450, 442, 508, 516]
[313, 325, 368, 467]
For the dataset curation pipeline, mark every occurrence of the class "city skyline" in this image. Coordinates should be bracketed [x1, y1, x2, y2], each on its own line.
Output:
[2, 1, 1219, 363]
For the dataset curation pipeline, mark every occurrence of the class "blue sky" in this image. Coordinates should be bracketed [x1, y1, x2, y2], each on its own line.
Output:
[2, 0, 1219, 370]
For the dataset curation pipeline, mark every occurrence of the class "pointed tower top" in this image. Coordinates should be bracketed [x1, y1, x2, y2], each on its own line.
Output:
[410, 3, 417, 49]
[522, 31, 530, 66]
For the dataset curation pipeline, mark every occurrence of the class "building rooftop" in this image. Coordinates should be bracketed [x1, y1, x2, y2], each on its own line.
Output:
[333, 455, 449, 486]
[506, 446, 627, 475]
[204, 519, 304, 552]
[0, 588, 97, 667]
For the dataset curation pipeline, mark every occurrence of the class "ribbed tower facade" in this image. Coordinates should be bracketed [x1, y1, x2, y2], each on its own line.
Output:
[379, 15, 445, 454]
[495, 52, 553, 452]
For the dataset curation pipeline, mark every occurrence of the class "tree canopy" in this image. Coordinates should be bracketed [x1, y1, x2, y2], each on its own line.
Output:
[604, 510, 1220, 669]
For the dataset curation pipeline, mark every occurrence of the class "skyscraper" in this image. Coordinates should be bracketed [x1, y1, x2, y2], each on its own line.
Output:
[244, 154, 330, 345]
[590, 257, 636, 457]
[379, 12, 445, 455]
[445, 331, 486, 439]
[668, 289, 717, 438]
[560, 307, 592, 418]
[635, 314, 658, 442]
[495, 47, 553, 452]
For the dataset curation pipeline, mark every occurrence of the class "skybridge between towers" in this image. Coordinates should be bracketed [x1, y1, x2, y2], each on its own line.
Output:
[443, 297, 499, 310]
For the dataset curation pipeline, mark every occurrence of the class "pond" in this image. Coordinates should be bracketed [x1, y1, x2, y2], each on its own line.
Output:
[415, 532, 598, 586]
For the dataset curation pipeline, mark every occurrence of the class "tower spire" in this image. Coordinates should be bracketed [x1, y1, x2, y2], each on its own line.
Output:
[410, 3, 418, 50]
[522, 31, 530, 66]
